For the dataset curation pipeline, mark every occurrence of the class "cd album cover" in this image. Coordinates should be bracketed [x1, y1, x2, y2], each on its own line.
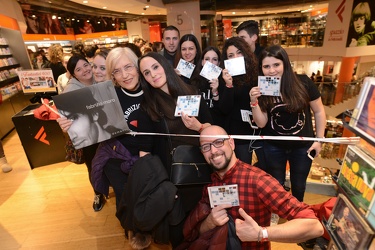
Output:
[350, 77, 375, 142]
[53, 81, 129, 149]
[174, 95, 201, 117]
[337, 145, 375, 215]
[327, 194, 374, 250]
[176, 58, 196, 79]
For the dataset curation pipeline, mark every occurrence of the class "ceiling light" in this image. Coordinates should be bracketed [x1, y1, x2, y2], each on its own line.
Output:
[83, 1, 88, 3]
[232, 12, 236, 14]
[58, 16, 61, 19]
[52, 15, 56, 19]
[145, 6, 149, 8]
[103, 7, 107, 9]
[125, 11, 129, 13]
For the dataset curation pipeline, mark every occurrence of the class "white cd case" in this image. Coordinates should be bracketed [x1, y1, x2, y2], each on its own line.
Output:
[208, 184, 240, 208]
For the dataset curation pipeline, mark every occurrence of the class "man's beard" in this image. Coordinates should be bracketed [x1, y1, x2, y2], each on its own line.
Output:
[210, 151, 233, 172]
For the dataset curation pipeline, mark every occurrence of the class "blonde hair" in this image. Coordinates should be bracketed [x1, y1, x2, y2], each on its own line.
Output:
[105, 47, 139, 86]
[48, 44, 64, 64]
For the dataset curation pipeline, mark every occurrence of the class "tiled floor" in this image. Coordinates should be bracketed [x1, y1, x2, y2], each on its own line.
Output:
[0, 130, 332, 249]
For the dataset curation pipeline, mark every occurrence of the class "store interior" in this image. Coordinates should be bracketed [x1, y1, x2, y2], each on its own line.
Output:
[1, 0, 375, 249]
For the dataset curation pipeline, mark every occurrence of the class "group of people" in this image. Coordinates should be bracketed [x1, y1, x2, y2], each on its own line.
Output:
[49, 20, 327, 249]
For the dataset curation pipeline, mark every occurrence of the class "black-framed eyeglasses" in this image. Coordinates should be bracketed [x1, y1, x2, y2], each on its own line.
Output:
[111, 65, 135, 77]
[200, 138, 228, 153]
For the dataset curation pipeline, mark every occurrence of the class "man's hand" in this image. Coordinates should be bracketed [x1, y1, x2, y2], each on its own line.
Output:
[200, 204, 232, 234]
[235, 208, 261, 242]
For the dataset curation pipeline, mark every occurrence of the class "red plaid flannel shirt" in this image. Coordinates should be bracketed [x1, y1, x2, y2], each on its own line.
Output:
[200, 159, 318, 250]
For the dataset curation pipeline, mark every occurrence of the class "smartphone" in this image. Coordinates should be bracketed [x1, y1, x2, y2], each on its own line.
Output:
[307, 150, 316, 160]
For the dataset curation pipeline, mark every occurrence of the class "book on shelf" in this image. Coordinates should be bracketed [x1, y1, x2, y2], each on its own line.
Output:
[326, 194, 374, 250]
[349, 77, 375, 142]
[337, 145, 375, 216]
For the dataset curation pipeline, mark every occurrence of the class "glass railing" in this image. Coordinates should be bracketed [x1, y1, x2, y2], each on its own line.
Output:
[315, 81, 361, 106]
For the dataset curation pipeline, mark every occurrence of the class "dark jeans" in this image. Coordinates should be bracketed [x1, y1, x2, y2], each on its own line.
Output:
[104, 158, 128, 209]
[83, 143, 100, 195]
[234, 140, 266, 170]
[262, 141, 313, 201]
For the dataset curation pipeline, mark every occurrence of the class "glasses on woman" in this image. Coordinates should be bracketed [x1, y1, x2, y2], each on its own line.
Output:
[112, 65, 135, 77]
[200, 138, 228, 153]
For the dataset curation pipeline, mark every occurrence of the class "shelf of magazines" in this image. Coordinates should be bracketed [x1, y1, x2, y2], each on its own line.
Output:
[325, 77, 375, 250]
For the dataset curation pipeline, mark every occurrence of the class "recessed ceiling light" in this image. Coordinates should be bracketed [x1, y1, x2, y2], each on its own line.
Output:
[145, 6, 149, 8]
[83, 1, 88, 4]
[103, 7, 107, 9]
[125, 10, 129, 13]
[232, 12, 236, 14]
[141, 13, 145, 15]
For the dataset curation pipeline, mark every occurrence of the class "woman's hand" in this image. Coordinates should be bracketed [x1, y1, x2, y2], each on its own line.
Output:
[174, 68, 181, 76]
[181, 112, 200, 131]
[222, 69, 233, 87]
[209, 78, 219, 93]
[249, 87, 261, 102]
[307, 141, 323, 159]
[57, 117, 72, 133]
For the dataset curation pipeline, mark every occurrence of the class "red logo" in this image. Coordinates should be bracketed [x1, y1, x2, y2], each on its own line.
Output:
[34, 126, 50, 145]
[336, 0, 346, 23]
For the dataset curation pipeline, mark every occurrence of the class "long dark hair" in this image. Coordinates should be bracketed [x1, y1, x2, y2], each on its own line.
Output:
[191, 46, 221, 91]
[174, 34, 202, 68]
[258, 45, 309, 112]
[220, 37, 257, 87]
[138, 52, 198, 121]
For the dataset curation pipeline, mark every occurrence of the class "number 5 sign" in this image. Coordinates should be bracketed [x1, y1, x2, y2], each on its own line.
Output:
[166, 2, 201, 35]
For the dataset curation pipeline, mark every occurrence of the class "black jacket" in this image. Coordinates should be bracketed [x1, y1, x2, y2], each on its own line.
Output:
[116, 154, 185, 244]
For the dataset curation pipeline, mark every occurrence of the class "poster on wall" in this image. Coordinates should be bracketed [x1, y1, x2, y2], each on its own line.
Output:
[346, 0, 375, 47]
[22, 10, 127, 35]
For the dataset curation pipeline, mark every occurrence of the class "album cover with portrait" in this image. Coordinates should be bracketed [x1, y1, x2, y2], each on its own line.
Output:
[350, 77, 375, 142]
[53, 81, 129, 149]
[337, 145, 375, 216]
[326, 194, 374, 250]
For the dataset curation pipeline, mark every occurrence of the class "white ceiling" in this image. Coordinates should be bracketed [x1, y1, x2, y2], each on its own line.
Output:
[68, 0, 329, 17]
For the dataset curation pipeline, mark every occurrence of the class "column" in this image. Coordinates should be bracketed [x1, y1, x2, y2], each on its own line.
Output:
[126, 18, 150, 43]
[335, 56, 359, 104]
[165, 1, 201, 46]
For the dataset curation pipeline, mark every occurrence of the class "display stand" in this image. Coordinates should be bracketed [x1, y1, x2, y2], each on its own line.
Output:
[325, 78, 375, 249]
[12, 104, 66, 169]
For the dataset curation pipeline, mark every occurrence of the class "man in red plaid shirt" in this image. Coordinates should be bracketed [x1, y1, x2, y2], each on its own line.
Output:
[180, 125, 323, 249]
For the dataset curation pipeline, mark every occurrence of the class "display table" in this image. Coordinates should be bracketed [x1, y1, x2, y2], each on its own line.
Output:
[12, 104, 66, 169]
